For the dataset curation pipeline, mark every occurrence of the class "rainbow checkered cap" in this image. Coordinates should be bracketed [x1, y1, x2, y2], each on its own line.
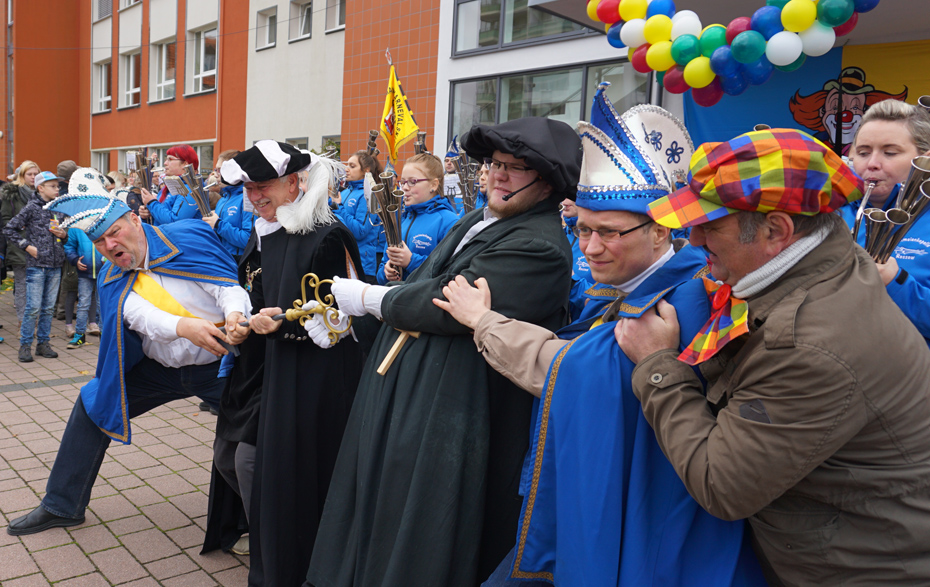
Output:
[647, 129, 863, 229]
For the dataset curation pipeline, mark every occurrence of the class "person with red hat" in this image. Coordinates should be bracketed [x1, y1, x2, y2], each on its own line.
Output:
[140, 144, 202, 226]
[616, 128, 930, 585]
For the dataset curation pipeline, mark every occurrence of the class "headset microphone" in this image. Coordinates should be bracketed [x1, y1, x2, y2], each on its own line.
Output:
[501, 177, 540, 201]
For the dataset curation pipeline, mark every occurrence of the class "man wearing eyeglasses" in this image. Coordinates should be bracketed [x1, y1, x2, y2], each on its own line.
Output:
[431, 95, 767, 586]
[306, 117, 580, 587]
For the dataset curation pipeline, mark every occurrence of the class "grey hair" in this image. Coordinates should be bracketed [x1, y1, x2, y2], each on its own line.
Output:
[854, 100, 930, 154]
[737, 210, 845, 243]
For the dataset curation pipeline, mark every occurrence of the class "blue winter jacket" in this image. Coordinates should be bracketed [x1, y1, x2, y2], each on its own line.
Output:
[376, 195, 459, 285]
[64, 228, 106, 279]
[334, 179, 385, 278]
[147, 188, 201, 226]
[840, 183, 930, 345]
[212, 185, 253, 259]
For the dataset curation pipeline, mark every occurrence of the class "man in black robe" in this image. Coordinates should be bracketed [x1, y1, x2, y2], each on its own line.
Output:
[207, 141, 365, 586]
[305, 118, 581, 587]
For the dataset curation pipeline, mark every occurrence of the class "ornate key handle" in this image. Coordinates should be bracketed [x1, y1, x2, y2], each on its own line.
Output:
[281, 273, 352, 345]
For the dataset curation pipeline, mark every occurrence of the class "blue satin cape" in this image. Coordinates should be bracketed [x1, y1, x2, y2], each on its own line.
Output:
[84, 220, 239, 444]
[511, 258, 765, 585]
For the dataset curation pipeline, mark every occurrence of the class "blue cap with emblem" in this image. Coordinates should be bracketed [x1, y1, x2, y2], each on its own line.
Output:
[574, 82, 694, 214]
[44, 168, 131, 241]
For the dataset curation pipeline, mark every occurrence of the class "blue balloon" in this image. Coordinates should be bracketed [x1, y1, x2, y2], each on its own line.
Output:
[710, 46, 740, 77]
[607, 22, 626, 48]
[853, 0, 880, 13]
[750, 5, 784, 40]
[743, 55, 774, 85]
[647, 0, 676, 18]
[720, 70, 750, 96]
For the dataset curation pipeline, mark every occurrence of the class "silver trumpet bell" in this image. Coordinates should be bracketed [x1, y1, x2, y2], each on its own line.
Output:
[862, 156, 930, 263]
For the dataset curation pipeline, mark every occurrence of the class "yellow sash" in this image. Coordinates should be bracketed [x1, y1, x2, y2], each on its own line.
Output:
[132, 271, 223, 325]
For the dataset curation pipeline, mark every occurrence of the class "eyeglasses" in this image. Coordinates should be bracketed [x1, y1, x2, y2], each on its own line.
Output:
[399, 177, 429, 188]
[572, 220, 652, 243]
[484, 157, 534, 179]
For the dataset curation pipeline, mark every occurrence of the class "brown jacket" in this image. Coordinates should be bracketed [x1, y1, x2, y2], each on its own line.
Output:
[632, 226, 930, 586]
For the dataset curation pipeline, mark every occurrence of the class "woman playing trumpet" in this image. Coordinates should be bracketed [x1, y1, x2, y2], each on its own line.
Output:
[842, 99, 930, 341]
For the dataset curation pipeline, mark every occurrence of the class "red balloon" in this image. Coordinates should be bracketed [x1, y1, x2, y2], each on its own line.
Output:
[631, 44, 653, 73]
[725, 17, 752, 45]
[663, 65, 690, 94]
[596, 0, 622, 24]
[833, 11, 859, 36]
[692, 78, 724, 107]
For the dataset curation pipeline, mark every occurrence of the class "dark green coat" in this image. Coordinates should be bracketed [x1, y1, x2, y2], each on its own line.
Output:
[307, 199, 572, 587]
[0, 182, 31, 267]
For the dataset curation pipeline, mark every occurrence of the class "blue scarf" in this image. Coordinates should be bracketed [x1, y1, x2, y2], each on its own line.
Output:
[84, 220, 239, 444]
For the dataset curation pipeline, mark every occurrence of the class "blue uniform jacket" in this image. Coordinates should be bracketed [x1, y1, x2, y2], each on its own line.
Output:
[840, 184, 930, 344]
[64, 228, 106, 279]
[212, 185, 253, 258]
[87, 220, 238, 443]
[147, 190, 201, 226]
[334, 179, 384, 278]
[376, 195, 459, 285]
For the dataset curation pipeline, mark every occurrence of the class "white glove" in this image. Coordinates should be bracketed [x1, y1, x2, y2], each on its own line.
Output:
[301, 301, 349, 349]
[330, 275, 369, 316]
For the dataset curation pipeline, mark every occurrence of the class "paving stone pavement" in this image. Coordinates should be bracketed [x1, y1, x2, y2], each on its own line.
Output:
[0, 285, 250, 585]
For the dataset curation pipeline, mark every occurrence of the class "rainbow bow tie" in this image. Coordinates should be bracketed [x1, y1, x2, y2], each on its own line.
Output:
[678, 278, 749, 366]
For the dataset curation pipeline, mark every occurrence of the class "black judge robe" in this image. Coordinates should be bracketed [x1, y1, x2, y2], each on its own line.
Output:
[305, 198, 573, 587]
[240, 222, 365, 586]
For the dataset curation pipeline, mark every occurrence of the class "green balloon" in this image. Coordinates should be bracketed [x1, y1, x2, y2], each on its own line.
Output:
[766, 0, 789, 8]
[657, 70, 666, 87]
[775, 53, 807, 72]
[699, 27, 728, 58]
[671, 34, 702, 66]
[730, 30, 767, 64]
[817, 0, 854, 27]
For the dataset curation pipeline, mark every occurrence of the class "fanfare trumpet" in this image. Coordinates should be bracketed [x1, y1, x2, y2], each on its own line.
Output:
[413, 131, 429, 155]
[127, 149, 156, 192]
[451, 155, 481, 213]
[365, 171, 405, 247]
[181, 164, 213, 217]
[366, 130, 380, 157]
[862, 156, 930, 263]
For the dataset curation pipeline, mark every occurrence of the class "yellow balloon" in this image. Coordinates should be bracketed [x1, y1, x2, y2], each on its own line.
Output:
[587, 0, 600, 23]
[683, 56, 715, 88]
[605, 23, 611, 34]
[618, 0, 648, 22]
[646, 41, 676, 72]
[643, 15, 673, 45]
[781, 0, 817, 32]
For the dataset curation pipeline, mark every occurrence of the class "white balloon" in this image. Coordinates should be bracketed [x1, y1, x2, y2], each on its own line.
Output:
[670, 15, 702, 39]
[799, 22, 836, 57]
[672, 10, 698, 24]
[765, 31, 803, 66]
[620, 19, 647, 48]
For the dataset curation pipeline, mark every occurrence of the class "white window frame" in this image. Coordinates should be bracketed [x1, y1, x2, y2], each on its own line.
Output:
[96, 61, 112, 112]
[154, 41, 176, 101]
[122, 52, 141, 107]
[92, 151, 110, 174]
[325, 0, 345, 32]
[256, 7, 277, 49]
[286, 137, 309, 151]
[289, 0, 312, 42]
[121, 0, 140, 8]
[192, 143, 214, 175]
[191, 28, 218, 94]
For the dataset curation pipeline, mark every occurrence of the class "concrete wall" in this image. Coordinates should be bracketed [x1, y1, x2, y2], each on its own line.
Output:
[244, 0, 344, 151]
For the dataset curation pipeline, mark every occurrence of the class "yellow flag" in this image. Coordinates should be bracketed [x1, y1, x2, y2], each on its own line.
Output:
[379, 65, 419, 164]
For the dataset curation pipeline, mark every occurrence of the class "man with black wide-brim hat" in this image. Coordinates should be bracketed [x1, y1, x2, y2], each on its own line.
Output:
[306, 118, 580, 587]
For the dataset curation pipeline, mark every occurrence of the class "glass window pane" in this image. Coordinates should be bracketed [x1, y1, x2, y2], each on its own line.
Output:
[451, 80, 498, 142]
[300, 4, 311, 36]
[456, 0, 500, 52]
[268, 14, 276, 43]
[204, 29, 217, 72]
[500, 68, 583, 125]
[165, 42, 176, 82]
[584, 62, 650, 120]
[194, 32, 202, 74]
[503, 0, 581, 45]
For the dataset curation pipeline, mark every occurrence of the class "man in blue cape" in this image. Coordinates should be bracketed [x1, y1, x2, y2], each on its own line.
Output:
[7, 169, 250, 536]
[434, 86, 765, 586]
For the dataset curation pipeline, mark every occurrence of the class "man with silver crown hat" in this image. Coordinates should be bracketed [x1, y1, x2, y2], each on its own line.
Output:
[435, 84, 765, 585]
[205, 141, 365, 587]
[7, 169, 251, 536]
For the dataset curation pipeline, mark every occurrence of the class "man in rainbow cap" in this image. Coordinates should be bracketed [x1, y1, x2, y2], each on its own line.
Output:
[7, 169, 250, 536]
[617, 128, 930, 584]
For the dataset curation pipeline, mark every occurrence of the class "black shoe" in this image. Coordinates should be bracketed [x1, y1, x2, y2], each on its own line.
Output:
[18, 345, 33, 363]
[35, 342, 58, 358]
[199, 401, 211, 412]
[6, 506, 84, 536]
[209, 407, 219, 416]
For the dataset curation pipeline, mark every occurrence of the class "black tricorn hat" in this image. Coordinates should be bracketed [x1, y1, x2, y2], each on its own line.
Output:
[460, 117, 582, 197]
